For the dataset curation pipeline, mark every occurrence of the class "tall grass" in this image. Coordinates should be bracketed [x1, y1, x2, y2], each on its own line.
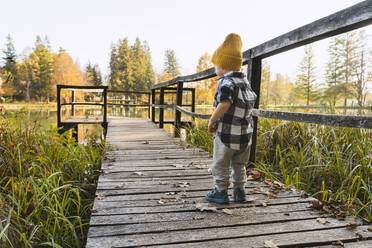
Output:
[185, 119, 372, 221]
[0, 109, 105, 247]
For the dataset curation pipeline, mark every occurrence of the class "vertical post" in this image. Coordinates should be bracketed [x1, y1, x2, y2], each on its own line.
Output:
[247, 58, 262, 165]
[191, 88, 196, 122]
[159, 88, 164, 128]
[101, 87, 108, 139]
[71, 90, 75, 117]
[151, 89, 156, 122]
[174, 81, 184, 137]
[147, 93, 151, 119]
[57, 85, 61, 133]
[103, 87, 107, 124]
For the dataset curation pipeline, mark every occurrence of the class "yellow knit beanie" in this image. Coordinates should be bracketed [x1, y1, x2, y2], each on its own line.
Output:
[211, 33, 242, 71]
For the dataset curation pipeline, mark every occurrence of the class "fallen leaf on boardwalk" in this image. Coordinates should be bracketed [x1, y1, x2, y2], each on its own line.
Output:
[174, 182, 190, 188]
[158, 199, 166, 205]
[115, 183, 125, 189]
[165, 192, 176, 195]
[264, 179, 273, 185]
[300, 190, 309, 198]
[264, 240, 278, 248]
[196, 203, 218, 212]
[101, 170, 110, 175]
[316, 218, 329, 224]
[131, 172, 144, 176]
[368, 227, 372, 232]
[260, 201, 267, 207]
[309, 200, 323, 209]
[90, 209, 98, 213]
[143, 141, 149, 144]
[159, 181, 168, 185]
[97, 194, 106, 200]
[108, 158, 116, 162]
[355, 232, 367, 240]
[283, 212, 290, 216]
[157, 213, 163, 219]
[346, 221, 359, 229]
[105, 163, 115, 168]
[222, 209, 235, 215]
[250, 171, 264, 180]
[193, 215, 205, 220]
[207, 168, 212, 173]
[245, 197, 256, 202]
[332, 241, 344, 247]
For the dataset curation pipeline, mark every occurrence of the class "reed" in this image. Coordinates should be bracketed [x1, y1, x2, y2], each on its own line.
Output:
[0, 109, 105, 247]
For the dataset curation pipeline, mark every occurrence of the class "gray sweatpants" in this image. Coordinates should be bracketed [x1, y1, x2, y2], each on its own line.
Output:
[212, 135, 251, 191]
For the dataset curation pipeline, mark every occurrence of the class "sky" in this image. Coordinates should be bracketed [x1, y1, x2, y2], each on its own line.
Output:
[0, 0, 371, 83]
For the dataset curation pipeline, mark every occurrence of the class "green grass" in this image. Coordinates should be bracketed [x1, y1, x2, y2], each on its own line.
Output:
[0, 109, 105, 247]
[185, 119, 372, 221]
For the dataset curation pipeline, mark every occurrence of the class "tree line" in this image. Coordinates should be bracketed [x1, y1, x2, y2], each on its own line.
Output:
[0, 35, 103, 102]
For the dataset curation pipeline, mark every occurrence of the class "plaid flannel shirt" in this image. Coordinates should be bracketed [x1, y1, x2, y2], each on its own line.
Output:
[214, 71, 257, 150]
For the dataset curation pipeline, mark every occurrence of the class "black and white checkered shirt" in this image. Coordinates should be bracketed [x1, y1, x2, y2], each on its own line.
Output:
[214, 71, 257, 150]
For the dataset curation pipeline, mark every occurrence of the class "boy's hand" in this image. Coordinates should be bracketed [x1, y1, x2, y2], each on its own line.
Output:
[208, 120, 216, 133]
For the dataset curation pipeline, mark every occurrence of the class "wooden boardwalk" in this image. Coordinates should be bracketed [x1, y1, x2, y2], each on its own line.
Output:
[86, 118, 371, 248]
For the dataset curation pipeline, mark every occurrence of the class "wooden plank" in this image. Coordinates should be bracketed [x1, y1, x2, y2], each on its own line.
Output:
[86, 218, 368, 248]
[154, 226, 372, 248]
[87, 210, 323, 237]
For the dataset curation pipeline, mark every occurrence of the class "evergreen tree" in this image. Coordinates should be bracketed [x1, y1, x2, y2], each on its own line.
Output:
[2, 34, 19, 98]
[295, 45, 319, 105]
[142, 41, 155, 90]
[86, 62, 102, 86]
[163, 49, 180, 78]
[260, 61, 271, 106]
[29, 36, 55, 102]
[324, 37, 344, 106]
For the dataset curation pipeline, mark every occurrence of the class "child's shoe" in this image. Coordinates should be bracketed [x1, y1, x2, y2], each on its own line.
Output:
[232, 188, 246, 202]
[205, 188, 229, 204]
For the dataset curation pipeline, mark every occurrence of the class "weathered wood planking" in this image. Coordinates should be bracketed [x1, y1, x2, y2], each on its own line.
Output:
[86, 118, 371, 248]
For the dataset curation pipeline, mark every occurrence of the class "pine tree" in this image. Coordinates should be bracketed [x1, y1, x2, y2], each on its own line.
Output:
[163, 49, 180, 78]
[2, 34, 19, 98]
[260, 61, 271, 106]
[29, 36, 55, 102]
[324, 37, 344, 106]
[86, 62, 102, 86]
[295, 45, 319, 105]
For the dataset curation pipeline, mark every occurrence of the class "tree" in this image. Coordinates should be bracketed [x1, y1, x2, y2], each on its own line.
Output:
[260, 61, 271, 106]
[195, 52, 214, 104]
[163, 49, 180, 78]
[1, 34, 19, 98]
[28, 36, 55, 102]
[295, 45, 319, 105]
[109, 37, 154, 91]
[86, 62, 102, 86]
[324, 37, 344, 106]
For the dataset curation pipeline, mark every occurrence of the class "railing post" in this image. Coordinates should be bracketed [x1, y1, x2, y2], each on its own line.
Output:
[247, 58, 262, 165]
[151, 89, 156, 123]
[174, 81, 184, 137]
[147, 93, 151, 119]
[57, 85, 62, 133]
[71, 90, 75, 116]
[102, 86, 108, 138]
[191, 88, 196, 122]
[159, 88, 164, 128]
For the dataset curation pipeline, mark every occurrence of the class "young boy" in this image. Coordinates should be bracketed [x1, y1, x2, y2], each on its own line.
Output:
[206, 33, 257, 204]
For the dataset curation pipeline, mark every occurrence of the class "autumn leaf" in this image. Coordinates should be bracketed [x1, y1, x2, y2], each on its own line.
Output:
[193, 215, 205, 220]
[159, 181, 168, 185]
[196, 203, 218, 212]
[346, 221, 359, 229]
[90, 209, 98, 213]
[143, 141, 149, 144]
[115, 183, 125, 189]
[131, 171, 144, 176]
[7, 142, 15, 148]
[222, 208, 235, 215]
[97, 194, 106, 200]
[316, 218, 329, 224]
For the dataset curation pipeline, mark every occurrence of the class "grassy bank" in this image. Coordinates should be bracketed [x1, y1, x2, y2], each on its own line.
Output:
[185, 119, 372, 221]
[0, 109, 105, 247]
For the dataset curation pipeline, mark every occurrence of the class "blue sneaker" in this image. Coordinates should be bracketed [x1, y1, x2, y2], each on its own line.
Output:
[232, 188, 246, 202]
[205, 188, 229, 204]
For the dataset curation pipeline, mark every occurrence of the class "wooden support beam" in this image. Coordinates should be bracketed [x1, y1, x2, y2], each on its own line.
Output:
[71, 90, 75, 116]
[174, 81, 184, 137]
[247, 58, 262, 165]
[151, 89, 155, 123]
[159, 88, 164, 128]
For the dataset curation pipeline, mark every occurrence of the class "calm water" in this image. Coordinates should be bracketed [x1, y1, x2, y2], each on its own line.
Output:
[3, 105, 371, 143]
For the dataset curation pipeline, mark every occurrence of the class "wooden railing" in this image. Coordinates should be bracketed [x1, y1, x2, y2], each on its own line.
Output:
[57, 85, 152, 141]
[150, 0, 372, 164]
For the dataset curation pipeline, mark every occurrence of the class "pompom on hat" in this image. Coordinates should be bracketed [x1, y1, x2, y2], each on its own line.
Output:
[211, 33, 242, 71]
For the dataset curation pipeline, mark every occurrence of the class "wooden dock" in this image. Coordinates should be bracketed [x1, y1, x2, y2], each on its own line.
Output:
[86, 118, 371, 248]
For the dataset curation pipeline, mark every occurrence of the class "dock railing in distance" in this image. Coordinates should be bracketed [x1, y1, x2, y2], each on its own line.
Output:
[150, 0, 372, 164]
[57, 85, 109, 141]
